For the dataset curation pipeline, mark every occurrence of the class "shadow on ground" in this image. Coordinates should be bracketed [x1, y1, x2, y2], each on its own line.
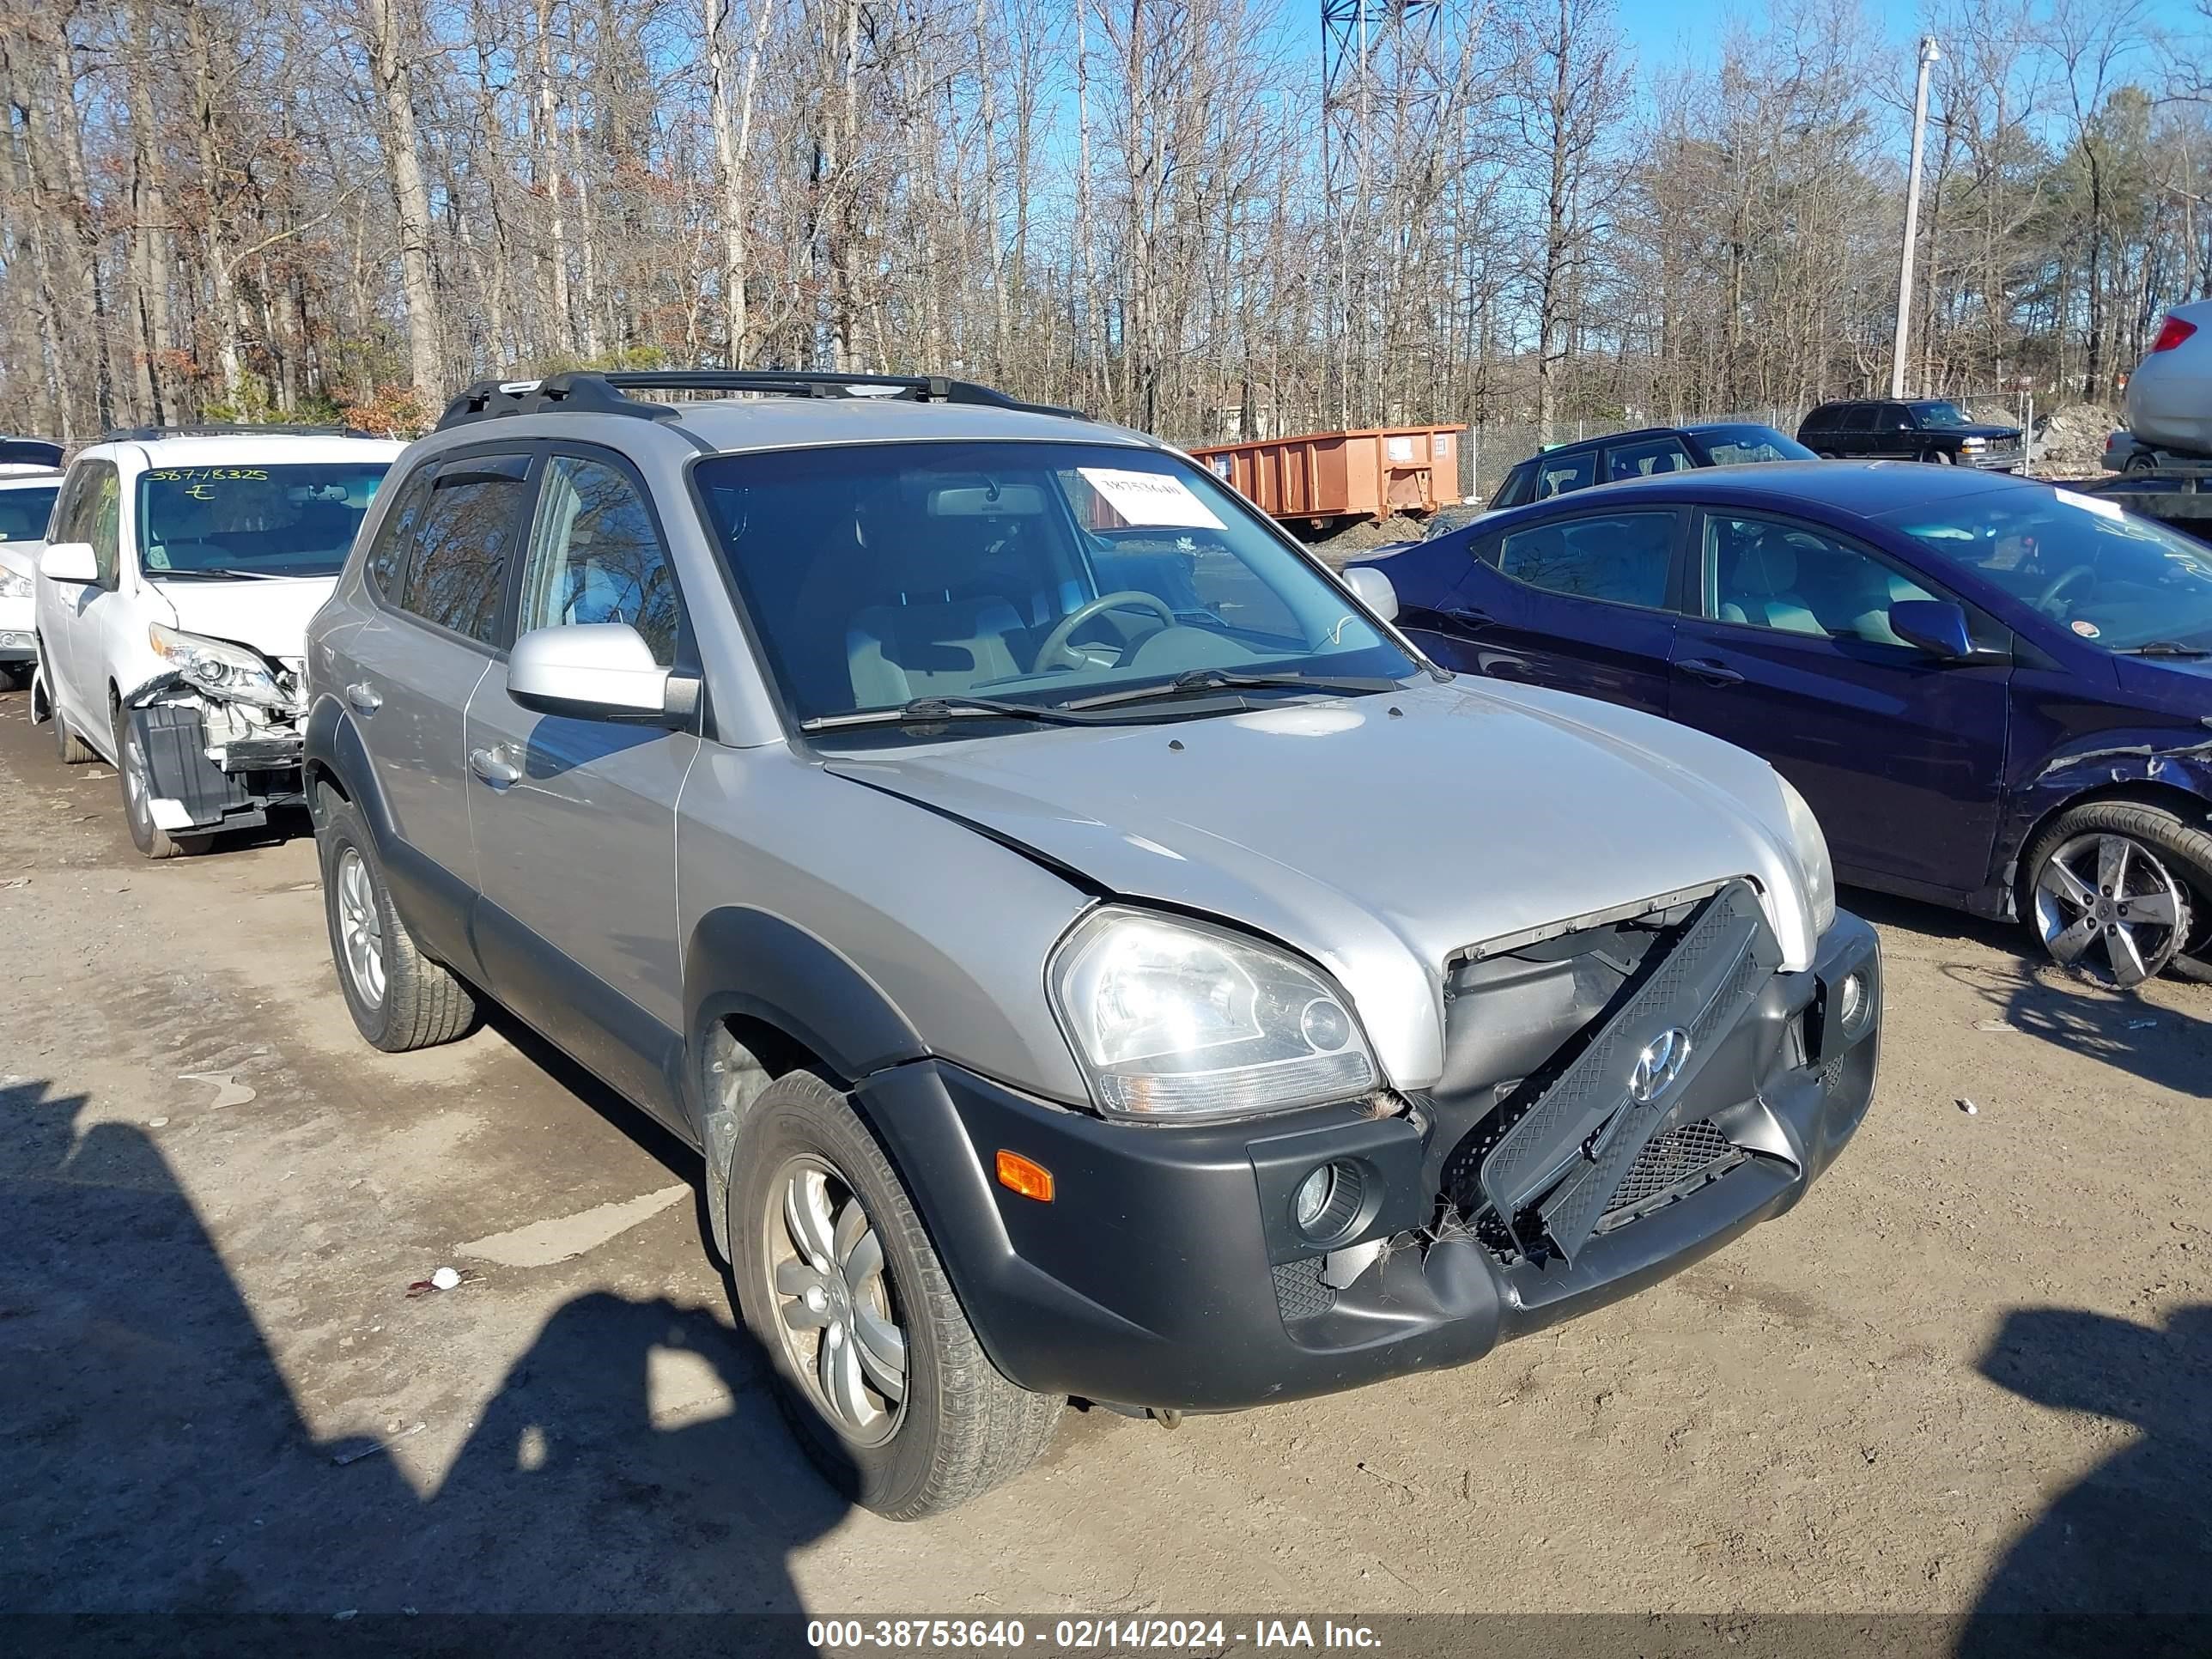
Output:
[0, 1077, 848, 1617]
[1958, 1303, 2212, 1655]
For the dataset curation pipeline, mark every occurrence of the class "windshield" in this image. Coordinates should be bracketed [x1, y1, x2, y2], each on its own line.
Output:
[1882, 487, 2212, 650]
[1915, 402, 1973, 430]
[692, 440, 1415, 726]
[1697, 425, 1817, 465]
[137, 463, 390, 577]
[0, 485, 59, 542]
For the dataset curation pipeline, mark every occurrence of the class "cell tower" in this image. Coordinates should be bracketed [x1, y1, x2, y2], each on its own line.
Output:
[1321, 1, 1445, 422]
[1320, 0, 1444, 201]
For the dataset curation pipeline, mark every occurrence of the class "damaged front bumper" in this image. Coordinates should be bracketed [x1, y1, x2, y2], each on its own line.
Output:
[125, 669, 308, 836]
[858, 896, 1881, 1414]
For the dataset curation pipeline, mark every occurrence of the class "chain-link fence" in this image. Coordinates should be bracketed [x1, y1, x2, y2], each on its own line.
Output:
[1456, 392, 2046, 504]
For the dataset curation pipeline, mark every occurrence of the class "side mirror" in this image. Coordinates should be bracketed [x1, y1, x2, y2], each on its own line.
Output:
[1889, 599, 1973, 660]
[39, 541, 97, 586]
[506, 623, 696, 723]
[1345, 566, 1399, 623]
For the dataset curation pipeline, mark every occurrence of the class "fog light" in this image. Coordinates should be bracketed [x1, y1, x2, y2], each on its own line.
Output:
[1293, 1164, 1336, 1230]
[1291, 1160, 1364, 1243]
[1837, 970, 1871, 1036]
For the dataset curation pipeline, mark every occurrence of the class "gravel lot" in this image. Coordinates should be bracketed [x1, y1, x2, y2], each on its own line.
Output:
[1, 680, 2205, 1630]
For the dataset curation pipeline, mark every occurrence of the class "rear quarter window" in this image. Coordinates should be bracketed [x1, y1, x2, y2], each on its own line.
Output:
[362, 468, 435, 599]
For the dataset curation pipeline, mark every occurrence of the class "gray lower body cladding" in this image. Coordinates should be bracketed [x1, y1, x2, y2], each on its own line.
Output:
[856, 908, 1882, 1414]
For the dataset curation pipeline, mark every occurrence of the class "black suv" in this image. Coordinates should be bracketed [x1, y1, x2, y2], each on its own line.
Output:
[1486, 422, 1814, 510]
[1797, 399, 2022, 470]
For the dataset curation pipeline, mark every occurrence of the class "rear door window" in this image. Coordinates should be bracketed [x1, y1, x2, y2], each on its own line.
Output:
[1838, 404, 1877, 433]
[1496, 509, 1678, 609]
[396, 454, 531, 647]
[1602, 435, 1696, 482]
[1532, 450, 1597, 499]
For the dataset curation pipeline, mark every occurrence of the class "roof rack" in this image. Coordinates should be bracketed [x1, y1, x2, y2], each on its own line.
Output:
[434, 369, 1085, 431]
[100, 423, 383, 441]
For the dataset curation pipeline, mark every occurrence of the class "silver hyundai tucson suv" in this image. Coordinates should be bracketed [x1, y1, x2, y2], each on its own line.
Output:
[303, 370, 1881, 1519]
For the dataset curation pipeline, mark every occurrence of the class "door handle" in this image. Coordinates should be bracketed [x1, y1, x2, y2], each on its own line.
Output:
[1445, 605, 1498, 629]
[345, 681, 383, 714]
[468, 744, 521, 787]
[1677, 658, 1746, 687]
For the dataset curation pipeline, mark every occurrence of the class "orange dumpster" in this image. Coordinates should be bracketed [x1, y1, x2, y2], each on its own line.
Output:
[1189, 424, 1465, 532]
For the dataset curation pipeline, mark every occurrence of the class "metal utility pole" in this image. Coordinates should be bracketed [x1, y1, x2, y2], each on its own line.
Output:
[1321, 1, 1443, 424]
[1889, 35, 1941, 400]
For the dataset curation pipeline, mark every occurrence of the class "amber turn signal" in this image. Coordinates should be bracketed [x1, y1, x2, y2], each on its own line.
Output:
[994, 1150, 1054, 1203]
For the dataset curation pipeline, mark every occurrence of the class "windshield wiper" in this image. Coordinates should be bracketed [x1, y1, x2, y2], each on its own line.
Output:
[149, 567, 285, 581]
[799, 695, 1104, 732]
[2118, 641, 2212, 658]
[1061, 668, 1403, 712]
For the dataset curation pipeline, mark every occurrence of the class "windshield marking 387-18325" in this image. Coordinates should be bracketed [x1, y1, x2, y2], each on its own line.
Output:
[693, 439, 1416, 734]
[137, 463, 391, 580]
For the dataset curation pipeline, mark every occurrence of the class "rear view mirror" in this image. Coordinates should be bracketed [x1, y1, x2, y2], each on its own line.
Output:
[1889, 599, 1973, 660]
[1345, 566, 1399, 623]
[506, 623, 696, 723]
[39, 541, 97, 586]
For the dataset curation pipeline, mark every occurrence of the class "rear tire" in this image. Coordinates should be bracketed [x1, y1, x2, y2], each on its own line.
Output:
[0, 663, 29, 691]
[316, 786, 476, 1050]
[2021, 799, 2212, 986]
[730, 1071, 1060, 1518]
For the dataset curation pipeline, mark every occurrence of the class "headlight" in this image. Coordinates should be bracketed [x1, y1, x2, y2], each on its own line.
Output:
[147, 623, 293, 708]
[1048, 907, 1378, 1121]
[0, 569, 30, 599]
[1778, 775, 1837, 936]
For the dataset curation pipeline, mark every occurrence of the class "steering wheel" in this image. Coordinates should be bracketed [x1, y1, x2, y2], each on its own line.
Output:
[2035, 563, 2097, 613]
[1032, 591, 1177, 673]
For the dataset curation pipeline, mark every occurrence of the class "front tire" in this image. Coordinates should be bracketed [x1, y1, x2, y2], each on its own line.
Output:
[1931, 448, 1956, 465]
[117, 710, 204, 860]
[2021, 800, 2212, 987]
[52, 696, 96, 764]
[315, 787, 476, 1050]
[730, 1072, 1060, 1518]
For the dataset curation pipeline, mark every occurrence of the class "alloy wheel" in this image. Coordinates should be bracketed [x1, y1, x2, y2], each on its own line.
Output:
[336, 847, 386, 1007]
[124, 733, 144, 810]
[763, 1154, 907, 1447]
[2033, 832, 2186, 988]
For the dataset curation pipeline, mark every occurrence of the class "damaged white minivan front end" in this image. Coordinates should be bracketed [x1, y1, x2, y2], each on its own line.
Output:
[124, 620, 314, 835]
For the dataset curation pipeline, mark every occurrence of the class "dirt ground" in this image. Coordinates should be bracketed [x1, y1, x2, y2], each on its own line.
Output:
[2, 679, 2206, 1629]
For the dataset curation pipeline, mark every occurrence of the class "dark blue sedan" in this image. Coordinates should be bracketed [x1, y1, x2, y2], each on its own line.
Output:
[1356, 461, 2212, 985]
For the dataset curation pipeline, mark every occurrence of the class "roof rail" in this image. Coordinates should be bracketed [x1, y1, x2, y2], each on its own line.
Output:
[434, 369, 1084, 431]
[99, 423, 382, 441]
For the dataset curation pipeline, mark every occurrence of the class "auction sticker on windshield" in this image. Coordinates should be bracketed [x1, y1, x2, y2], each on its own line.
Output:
[1080, 467, 1224, 530]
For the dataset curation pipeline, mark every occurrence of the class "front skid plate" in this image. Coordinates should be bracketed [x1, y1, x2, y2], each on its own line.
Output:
[1478, 879, 1780, 1263]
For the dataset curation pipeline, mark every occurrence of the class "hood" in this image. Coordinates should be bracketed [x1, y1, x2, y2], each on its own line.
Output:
[825, 678, 1817, 1089]
[1954, 424, 2022, 442]
[143, 574, 338, 665]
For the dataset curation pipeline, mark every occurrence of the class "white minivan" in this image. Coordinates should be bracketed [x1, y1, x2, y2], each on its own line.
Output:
[33, 428, 400, 856]
[0, 470, 64, 688]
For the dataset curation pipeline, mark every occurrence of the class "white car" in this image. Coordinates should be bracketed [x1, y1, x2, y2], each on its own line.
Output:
[2125, 298, 2212, 459]
[33, 428, 401, 857]
[0, 469, 64, 688]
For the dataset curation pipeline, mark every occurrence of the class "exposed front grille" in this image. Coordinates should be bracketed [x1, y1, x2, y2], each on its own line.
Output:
[1272, 1255, 1335, 1322]
[1595, 1118, 1743, 1233]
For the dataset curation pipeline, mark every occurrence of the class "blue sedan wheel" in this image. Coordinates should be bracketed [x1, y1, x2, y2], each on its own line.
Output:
[2025, 805, 2208, 987]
